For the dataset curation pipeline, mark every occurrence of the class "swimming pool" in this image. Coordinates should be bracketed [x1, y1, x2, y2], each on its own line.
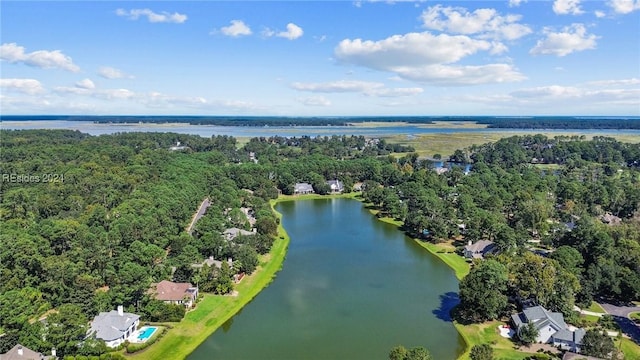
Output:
[136, 326, 158, 341]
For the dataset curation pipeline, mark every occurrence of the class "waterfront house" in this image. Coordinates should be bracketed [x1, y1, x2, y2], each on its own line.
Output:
[149, 280, 198, 308]
[326, 179, 344, 193]
[293, 182, 314, 195]
[463, 240, 496, 260]
[88, 306, 140, 348]
[511, 305, 585, 352]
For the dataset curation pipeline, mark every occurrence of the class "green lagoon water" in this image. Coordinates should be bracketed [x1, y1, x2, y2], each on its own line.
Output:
[188, 199, 464, 360]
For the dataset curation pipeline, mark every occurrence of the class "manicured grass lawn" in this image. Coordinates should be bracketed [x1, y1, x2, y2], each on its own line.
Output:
[586, 301, 606, 313]
[454, 320, 532, 360]
[415, 241, 470, 281]
[580, 314, 600, 324]
[128, 203, 291, 360]
[630, 312, 640, 321]
[617, 337, 640, 360]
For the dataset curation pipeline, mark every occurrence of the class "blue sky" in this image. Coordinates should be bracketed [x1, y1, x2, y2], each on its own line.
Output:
[1, 0, 639, 116]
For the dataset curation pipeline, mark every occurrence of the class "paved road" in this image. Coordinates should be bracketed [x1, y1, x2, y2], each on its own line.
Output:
[187, 197, 211, 234]
[600, 302, 640, 344]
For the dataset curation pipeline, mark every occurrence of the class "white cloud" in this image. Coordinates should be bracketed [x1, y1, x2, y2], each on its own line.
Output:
[509, 0, 527, 7]
[220, 20, 252, 37]
[586, 78, 640, 86]
[0, 78, 45, 94]
[594, 10, 607, 17]
[420, 5, 532, 41]
[98, 66, 133, 79]
[0, 43, 80, 72]
[553, 0, 584, 15]
[277, 23, 304, 40]
[115, 8, 187, 23]
[607, 0, 640, 14]
[291, 80, 423, 97]
[297, 96, 332, 106]
[75, 78, 95, 90]
[530, 24, 598, 56]
[334, 32, 525, 85]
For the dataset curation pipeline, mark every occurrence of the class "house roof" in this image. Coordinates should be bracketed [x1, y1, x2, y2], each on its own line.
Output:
[464, 240, 496, 258]
[521, 305, 567, 331]
[553, 327, 585, 344]
[223, 227, 255, 239]
[151, 280, 195, 301]
[1, 344, 51, 360]
[562, 352, 605, 360]
[294, 183, 313, 192]
[89, 310, 140, 341]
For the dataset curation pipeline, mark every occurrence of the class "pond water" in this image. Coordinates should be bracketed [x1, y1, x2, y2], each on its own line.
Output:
[187, 199, 464, 360]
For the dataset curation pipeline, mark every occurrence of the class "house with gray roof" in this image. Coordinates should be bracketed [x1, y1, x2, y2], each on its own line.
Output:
[326, 179, 344, 193]
[223, 227, 256, 241]
[511, 305, 585, 353]
[463, 240, 497, 260]
[293, 182, 314, 195]
[88, 306, 140, 348]
[0, 344, 56, 360]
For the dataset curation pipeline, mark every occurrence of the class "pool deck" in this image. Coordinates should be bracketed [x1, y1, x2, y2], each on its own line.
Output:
[129, 326, 157, 343]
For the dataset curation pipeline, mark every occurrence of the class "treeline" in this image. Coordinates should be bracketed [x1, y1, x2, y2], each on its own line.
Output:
[477, 117, 640, 129]
[3, 115, 639, 129]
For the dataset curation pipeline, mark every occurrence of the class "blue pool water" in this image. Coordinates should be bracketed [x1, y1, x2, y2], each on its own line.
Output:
[137, 326, 157, 341]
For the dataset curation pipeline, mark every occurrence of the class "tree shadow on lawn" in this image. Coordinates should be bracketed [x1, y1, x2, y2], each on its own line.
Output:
[432, 291, 460, 322]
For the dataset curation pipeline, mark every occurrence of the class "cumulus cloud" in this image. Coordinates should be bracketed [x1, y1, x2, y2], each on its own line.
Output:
[291, 80, 423, 97]
[608, 0, 640, 13]
[334, 32, 525, 85]
[98, 66, 133, 79]
[421, 5, 532, 41]
[297, 96, 331, 106]
[530, 24, 598, 56]
[115, 8, 187, 23]
[264, 23, 304, 40]
[586, 78, 640, 86]
[220, 20, 252, 37]
[553, 0, 584, 15]
[509, 0, 527, 7]
[75, 78, 96, 90]
[0, 43, 80, 72]
[0, 78, 45, 94]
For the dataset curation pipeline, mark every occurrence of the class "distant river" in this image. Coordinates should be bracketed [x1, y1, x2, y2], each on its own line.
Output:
[3, 120, 640, 138]
[187, 199, 465, 360]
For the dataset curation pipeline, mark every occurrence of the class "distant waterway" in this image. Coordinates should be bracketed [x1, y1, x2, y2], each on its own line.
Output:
[3, 120, 640, 138]
[187, 199, 465, 360]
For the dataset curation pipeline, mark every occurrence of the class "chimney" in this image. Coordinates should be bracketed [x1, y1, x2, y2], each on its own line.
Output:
[52, 348, 57, 357]
[468, 240, 472, 246]
[18, 346, 23, 356]
[117, 305, 124, 316]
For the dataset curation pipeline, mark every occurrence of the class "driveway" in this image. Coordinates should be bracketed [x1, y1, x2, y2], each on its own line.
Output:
[600, 302, 640, 344]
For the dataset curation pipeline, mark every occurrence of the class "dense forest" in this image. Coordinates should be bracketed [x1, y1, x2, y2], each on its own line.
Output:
[1, 130, 638, 358]
[2, 115, 639, 129]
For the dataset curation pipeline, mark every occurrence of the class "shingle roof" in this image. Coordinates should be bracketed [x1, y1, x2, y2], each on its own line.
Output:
[89, 310, 140, 341]
[294, 183, 313, 192]
[152, 280, 193, 301]
[0, 344, 51, 360]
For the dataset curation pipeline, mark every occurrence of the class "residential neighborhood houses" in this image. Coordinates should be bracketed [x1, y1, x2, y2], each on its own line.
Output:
[88, 306, 140, 348]
[293, 182, 314, 195]
[148, 280, 198, 308]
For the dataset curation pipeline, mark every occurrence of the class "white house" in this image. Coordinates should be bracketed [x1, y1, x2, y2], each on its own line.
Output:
[326, 179, 344, 193]
[89, 306, 140, 348]
[511, 305, 585, 352]
[293, 182, 314, 195]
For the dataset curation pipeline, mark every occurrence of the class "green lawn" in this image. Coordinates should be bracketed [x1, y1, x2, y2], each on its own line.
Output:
[454, 321, 534, 360]
[617, 337, 640, 360]
[586, 301, 606, 313]
[630, 312, 640, 321]
[415, 241, 470, 281]
[128, 202, 291, 360]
